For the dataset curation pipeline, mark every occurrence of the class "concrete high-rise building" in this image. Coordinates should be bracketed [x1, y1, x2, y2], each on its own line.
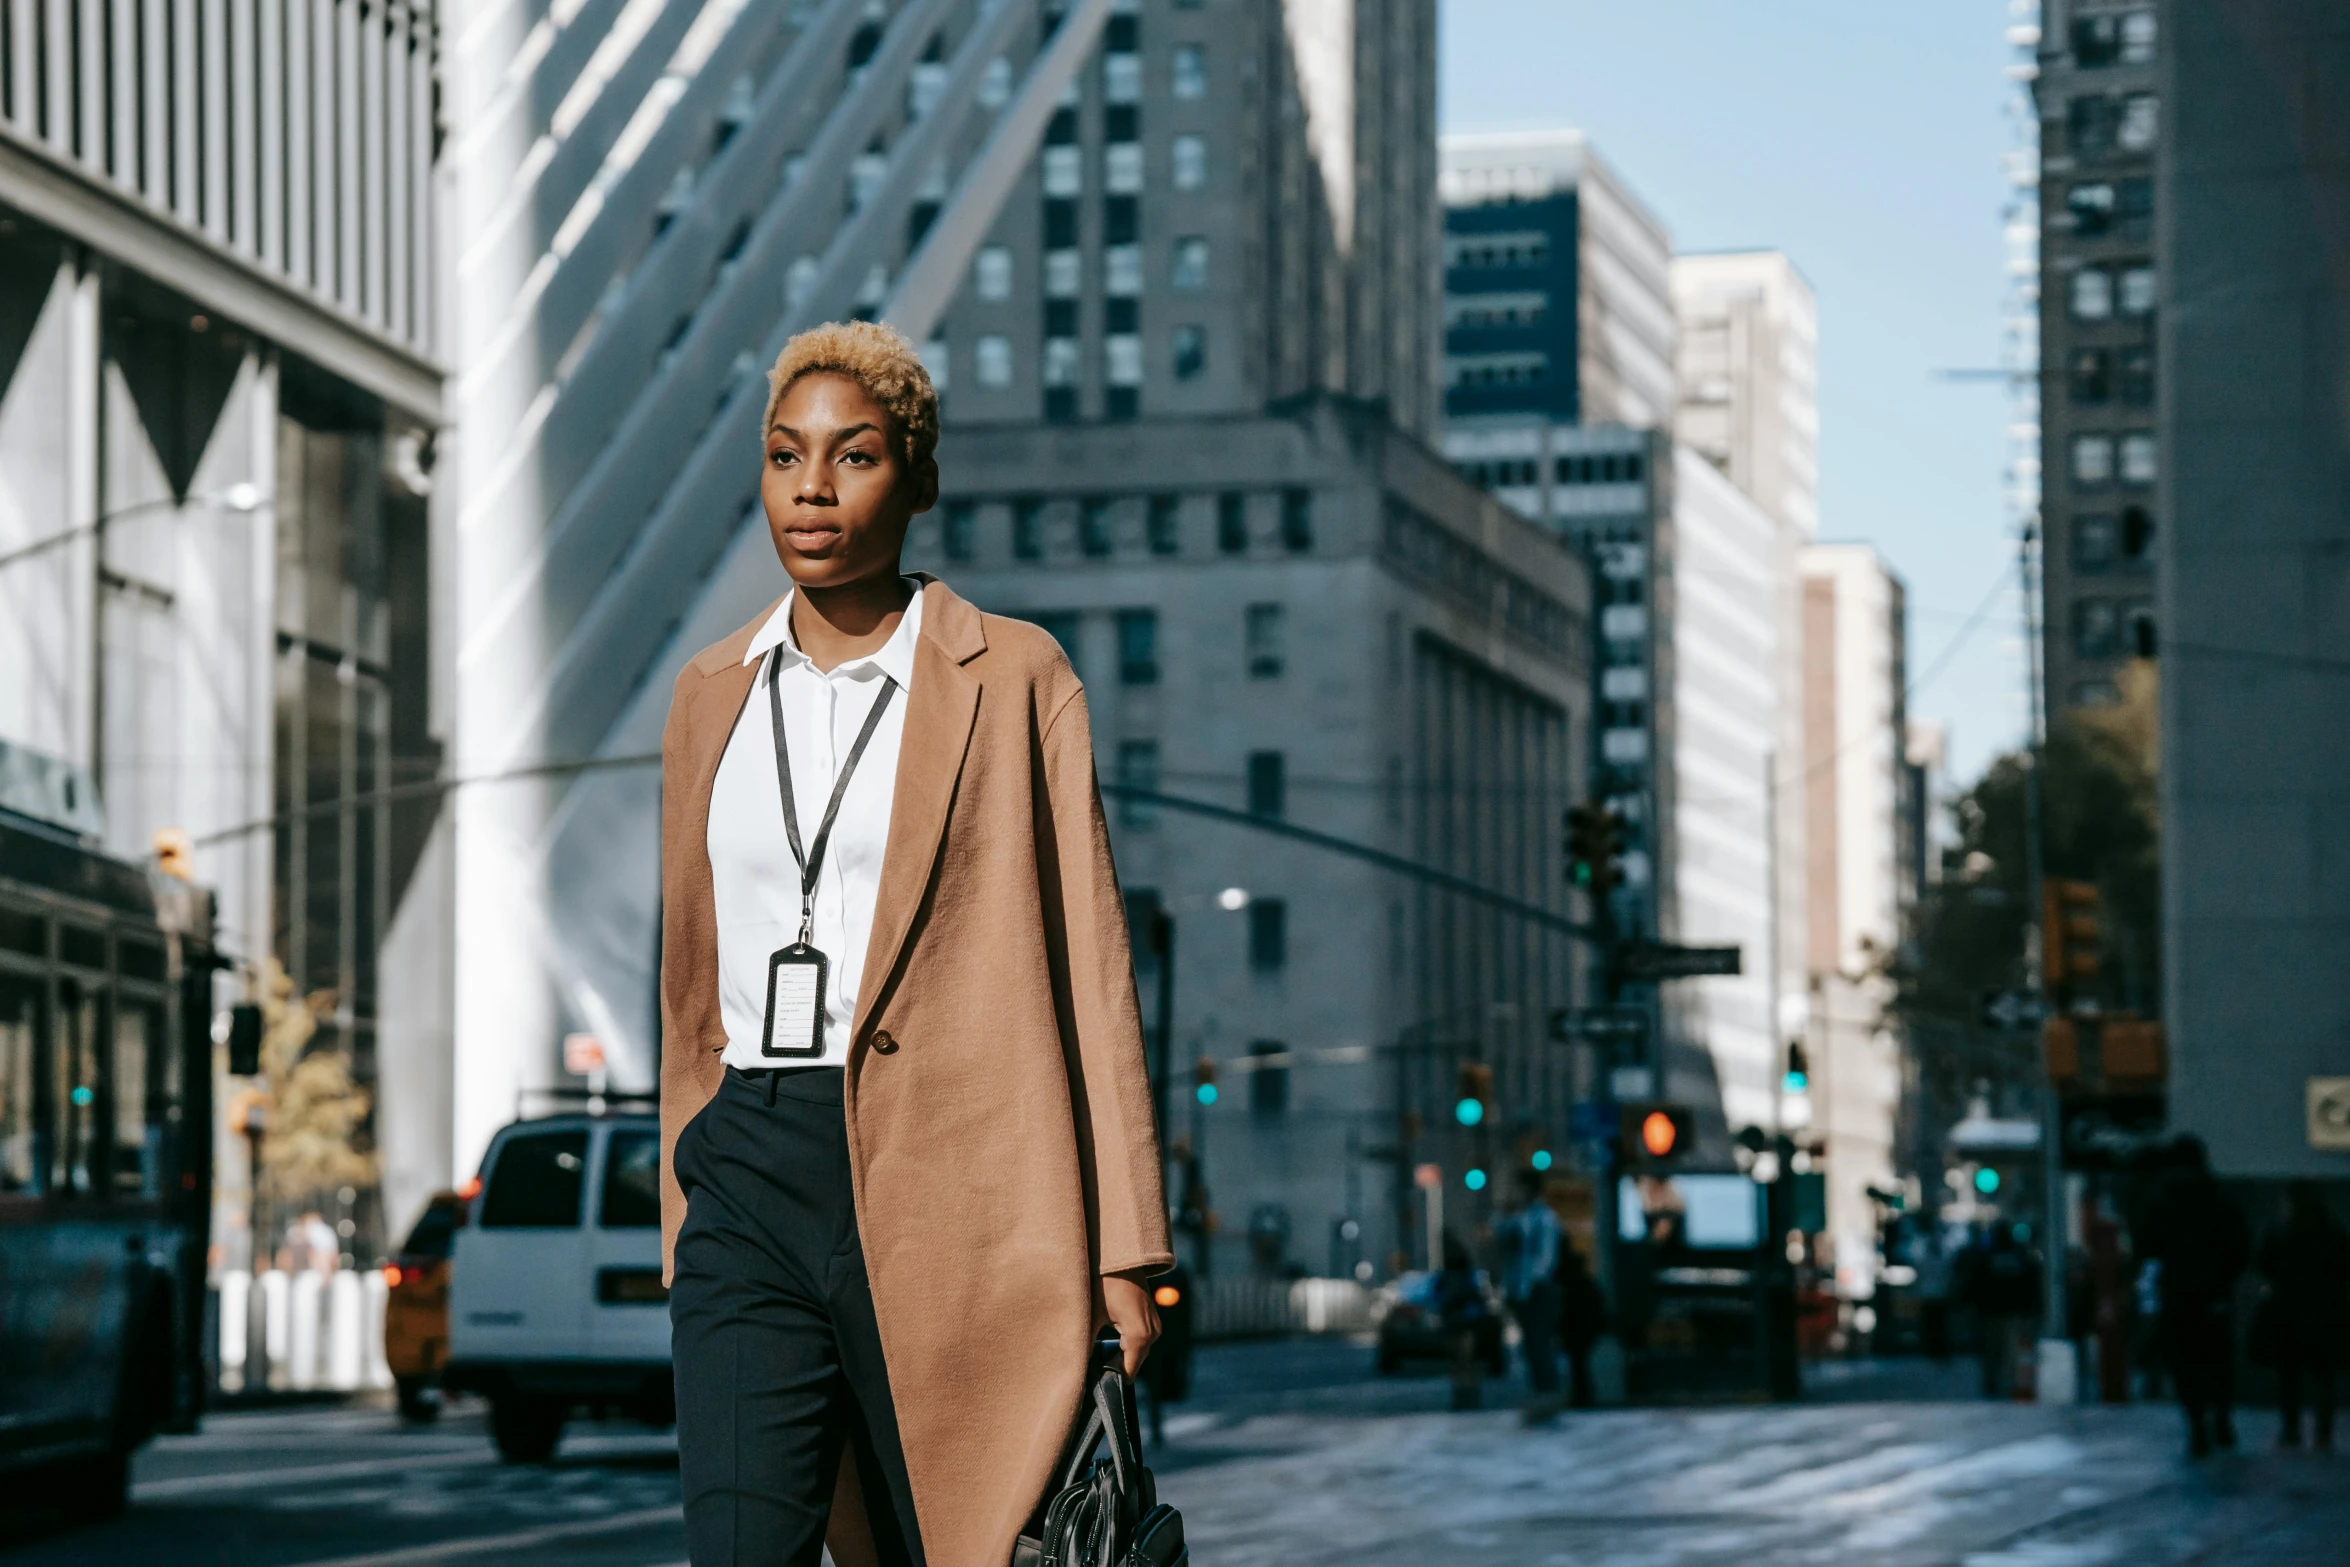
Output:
[1798, 544, 1908, 1276]
[0, 0, 440, 1262]
[2156, 0, 2350, 1183]
[2035, 2, 2164, 712]
[1671, 252, 1819, 538]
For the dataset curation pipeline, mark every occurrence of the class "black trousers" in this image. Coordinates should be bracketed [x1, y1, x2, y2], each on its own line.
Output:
[670, 1067, 926, 1567]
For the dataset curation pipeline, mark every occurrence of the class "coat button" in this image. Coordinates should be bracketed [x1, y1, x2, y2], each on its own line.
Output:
[871, 1029, 897, 1054]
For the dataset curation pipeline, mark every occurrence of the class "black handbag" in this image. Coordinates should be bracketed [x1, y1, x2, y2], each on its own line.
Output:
[1011, 1340, 1187, 1567]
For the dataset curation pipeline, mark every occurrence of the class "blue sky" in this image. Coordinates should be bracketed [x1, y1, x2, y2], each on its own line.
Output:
[1439, 1, 2027, 785]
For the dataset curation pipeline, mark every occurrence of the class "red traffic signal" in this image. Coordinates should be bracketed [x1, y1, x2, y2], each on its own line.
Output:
[1618, 1102, 1694, 1167]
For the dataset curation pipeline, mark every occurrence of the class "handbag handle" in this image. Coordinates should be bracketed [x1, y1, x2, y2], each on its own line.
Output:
[1052, 1336, 1143, 1499]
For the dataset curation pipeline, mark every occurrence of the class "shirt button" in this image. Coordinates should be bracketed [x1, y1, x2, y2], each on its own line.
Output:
[871, 1030, 897, 1054]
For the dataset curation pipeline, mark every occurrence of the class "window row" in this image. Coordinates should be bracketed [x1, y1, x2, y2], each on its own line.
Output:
[937, 491, 1315, 565]
[1447, 292, 1550, 329]
[2068, 261, 2156, 321]
[2071, 596, 2156, 661]
[2071, 9, 2156, 68]
[947, 326, 1208, 394]
[1444, 230, 1551, 270]
[2066, 92, 2159, 159]
[1456, 450, 1646, 489]
[972, 237, 1212, 301]
[2070, 431, 2157, 489]
[2067, 344, 2155, 406]
[1038, 136, 1210, 196]
[1447, 353, 1550, 389]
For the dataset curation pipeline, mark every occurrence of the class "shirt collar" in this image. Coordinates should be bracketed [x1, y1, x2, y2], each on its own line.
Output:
[743, 579, 924, 690]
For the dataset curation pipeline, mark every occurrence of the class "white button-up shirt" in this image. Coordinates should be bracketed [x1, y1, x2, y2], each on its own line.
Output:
[708, 584, 921, 1069]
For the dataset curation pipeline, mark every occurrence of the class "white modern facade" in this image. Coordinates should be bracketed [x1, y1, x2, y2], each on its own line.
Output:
[1671, 252, 1820, 539]
[1798, 543, 1908, 1268]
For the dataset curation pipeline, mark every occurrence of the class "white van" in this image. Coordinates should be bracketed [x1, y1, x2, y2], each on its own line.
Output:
[444, 1104, 673, 1462]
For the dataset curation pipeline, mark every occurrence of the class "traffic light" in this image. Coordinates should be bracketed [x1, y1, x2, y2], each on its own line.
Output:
[1193, 1057, 1218, 1106]
[1564, 802, 1629, 895]
[1454, 1062, 1493, 1127]
[1782, 1041, 1809, 1095]
[226, 1003, 264, 1076]
[1618, 1102, 1693, 1169]
[2042, 879, 2102, 988]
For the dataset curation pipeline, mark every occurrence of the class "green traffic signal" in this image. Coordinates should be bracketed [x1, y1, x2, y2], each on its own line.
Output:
[1454, 1097, 1484, 1127]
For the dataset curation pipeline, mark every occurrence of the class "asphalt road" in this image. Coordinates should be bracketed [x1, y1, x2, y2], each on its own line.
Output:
[5, 1342, 2347, 1565]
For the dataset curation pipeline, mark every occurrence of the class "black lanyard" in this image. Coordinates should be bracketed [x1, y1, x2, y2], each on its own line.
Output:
[768, 647, 898, 949]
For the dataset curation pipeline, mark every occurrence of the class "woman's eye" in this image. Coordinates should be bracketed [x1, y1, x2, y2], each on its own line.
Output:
[769, 449, 796, 466]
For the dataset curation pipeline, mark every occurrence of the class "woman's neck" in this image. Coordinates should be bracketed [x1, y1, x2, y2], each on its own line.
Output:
[792, 571, 913, 673]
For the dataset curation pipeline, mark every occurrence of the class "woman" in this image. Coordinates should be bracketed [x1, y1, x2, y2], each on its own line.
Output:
[2256, 1181, 2350, 1450]
[658, 321, 1170, 1567]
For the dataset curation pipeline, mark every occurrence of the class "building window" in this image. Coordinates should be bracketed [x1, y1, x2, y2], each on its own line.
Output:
[1105, 243, 1143, 296]
[1248, 1041, 1289, 1116]
[1043, 249, 1082, 301]
[1247, 751, 1284, 818]
[1042, 144, 1083, 197]
[976, 334, 1014, 388]
[2069, 348, 2111, 405]
[2073, 513, 2117, 573]
[1172, 44, 1206, 99]
[1246, 602, 1284, 679]
[1280, 488, 1313, 552]
[1106, 387, 1139, 420]
[1044, 199, 1078, 249]
[1106, 296, 1138, 334]
[2071, 434, 2114, 487]
[2118, 92, 2159, 153]
[921, 338, 949, 392]
[1172, 236, 1208, 291]
[1044, 387, 1078, 422]
[1147, 494, 1179, 555]
[2073, 598, 2120, 658]
[2118, 345, 2155, 406]
[1247, 899, 1286, 971]
[1216, 491, 1246, 552]
[1117, 609, 1158, 684]
[2069, 266, 2113, 321]
[2120, 504, 2155, 562]
[1043, 335, 1080, 387]
[2117, 264, 2156, 317]
[2118, 432, 2157, 486]
[1172, 324, 1206, 381]
[1117, 739, 1160, 827]
[2068, 95, 2118, 158]
[975, 246, 1013, 300]
[2123, 599, 2157, 658]
[1013, 497, 1045, 560]
[1080, 496, 1114, 557]
[2068, 182, 2116, 237]
[1171, 134, 1206, 190]
[980, 54, 1014, 108]
[1105, 142, 1144, 193]
[1105, 51, 1141, 104]
[1106, 334, 1144, 390]
[2072, 12, 2124, 67]
[942, 501, 977, 562]
[2118, 177, 2154, 240]
[1104, 196, 1139, 246]
[1106, 104, 1139, 143]
[2120, 10, 2157, 63]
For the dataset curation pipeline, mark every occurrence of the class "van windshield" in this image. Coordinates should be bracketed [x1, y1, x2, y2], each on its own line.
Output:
[479, 1129, 589, 1228]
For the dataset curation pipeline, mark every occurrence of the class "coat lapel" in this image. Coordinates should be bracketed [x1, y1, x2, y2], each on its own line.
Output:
[681, 596, 779, 830]
[854, 579, 987, 1043]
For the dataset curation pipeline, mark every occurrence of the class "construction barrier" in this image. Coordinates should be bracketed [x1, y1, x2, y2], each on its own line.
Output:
[215, 1269, 394, 1394]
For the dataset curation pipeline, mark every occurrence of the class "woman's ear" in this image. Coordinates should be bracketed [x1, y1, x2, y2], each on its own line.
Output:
[908, 457, 940, 516]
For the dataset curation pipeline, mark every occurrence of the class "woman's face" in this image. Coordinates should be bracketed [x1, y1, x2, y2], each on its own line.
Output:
[760, 371, 936, 588]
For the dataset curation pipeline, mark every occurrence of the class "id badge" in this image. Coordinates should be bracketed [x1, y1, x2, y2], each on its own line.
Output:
[761, 942, 829, 1059]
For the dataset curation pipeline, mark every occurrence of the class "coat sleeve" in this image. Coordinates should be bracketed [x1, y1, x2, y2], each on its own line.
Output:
[1039, 685, 1175, 1279]
[657, 662, 701, 1287]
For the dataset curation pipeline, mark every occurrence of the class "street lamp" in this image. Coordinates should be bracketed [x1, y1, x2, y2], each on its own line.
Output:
[0, 482, 271, 572]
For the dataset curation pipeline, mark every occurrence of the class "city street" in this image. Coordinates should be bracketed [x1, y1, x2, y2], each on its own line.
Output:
[7, 1341, 2348, 1565]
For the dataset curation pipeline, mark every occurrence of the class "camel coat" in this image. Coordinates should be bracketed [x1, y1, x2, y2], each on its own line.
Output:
[658, 575, 1172, 1567]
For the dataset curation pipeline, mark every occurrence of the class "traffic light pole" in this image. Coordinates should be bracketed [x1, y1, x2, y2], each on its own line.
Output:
[2021, 519, 2073, 1400]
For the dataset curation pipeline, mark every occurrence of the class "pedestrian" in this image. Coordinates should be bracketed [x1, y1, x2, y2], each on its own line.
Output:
[2137, 1135, 2249, 1457]
[1957, 1220, 2041, 1399]
[1555, 1241, 1607, 1408]
[1436, 1230, 1488, 1412]
[2255, 1181, 2350, 1450]
[657, 321, 1170, 1567]
[1911, 1219, 1956, 1364]
[1497, 1168, 1563, 1417]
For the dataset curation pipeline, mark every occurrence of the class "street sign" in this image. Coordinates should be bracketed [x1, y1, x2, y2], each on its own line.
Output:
[2059, 1093, 2168, 1171]
[1551, 1006, 1648, 1043]
[1979, 990, 2049, 1031]
[1615, 942, 1741, 982]
[563, 1032, 606, 1075]
[2308, 1078, 2350, 1151]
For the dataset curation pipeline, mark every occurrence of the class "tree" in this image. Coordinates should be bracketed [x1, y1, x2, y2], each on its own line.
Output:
[253, 958, 376, 1216]
[1889, 663, 2161, 1130]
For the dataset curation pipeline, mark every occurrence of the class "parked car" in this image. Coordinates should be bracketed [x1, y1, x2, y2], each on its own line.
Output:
[1372, 1269, 1508, 1375]
[441, 1102, 672, 1463]
[383, 1190, 463, 1422]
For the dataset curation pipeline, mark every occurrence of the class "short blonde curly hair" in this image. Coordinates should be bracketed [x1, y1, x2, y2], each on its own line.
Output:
[762, 320, 939, 473]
